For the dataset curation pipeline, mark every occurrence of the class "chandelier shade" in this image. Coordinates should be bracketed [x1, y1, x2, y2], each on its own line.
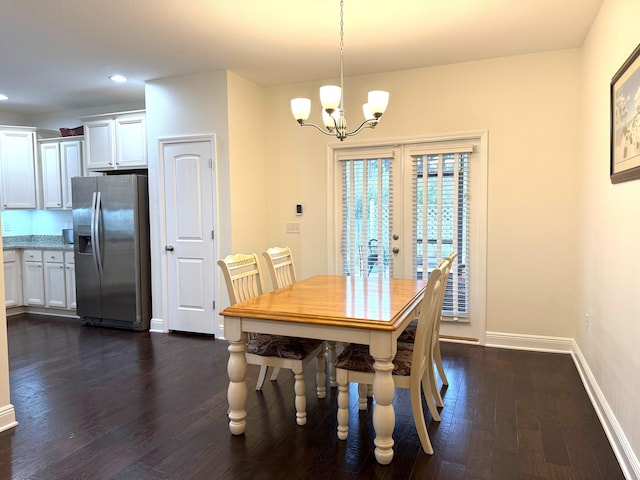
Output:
[290, 0, 389, 141]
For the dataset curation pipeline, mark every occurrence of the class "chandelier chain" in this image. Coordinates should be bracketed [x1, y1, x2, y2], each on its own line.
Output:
[339, 0, 344, 110]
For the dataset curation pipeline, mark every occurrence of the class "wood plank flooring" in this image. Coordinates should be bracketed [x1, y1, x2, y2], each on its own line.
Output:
[0, 313, 625, 479]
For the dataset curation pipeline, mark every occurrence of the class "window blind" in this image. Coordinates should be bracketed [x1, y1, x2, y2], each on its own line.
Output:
[411, 147, 471, 321]
[339, 152, 394, 278]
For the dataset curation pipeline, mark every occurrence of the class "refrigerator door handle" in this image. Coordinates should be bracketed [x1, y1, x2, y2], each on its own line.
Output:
[89, 192, 99, 276]
[93, 191, 103, 278]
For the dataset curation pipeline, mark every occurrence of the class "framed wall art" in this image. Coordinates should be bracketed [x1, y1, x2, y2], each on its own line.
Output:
[611, 43, 640, 183]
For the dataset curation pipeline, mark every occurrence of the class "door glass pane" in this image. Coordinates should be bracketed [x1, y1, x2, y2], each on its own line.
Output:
[340, 157, 393, 278]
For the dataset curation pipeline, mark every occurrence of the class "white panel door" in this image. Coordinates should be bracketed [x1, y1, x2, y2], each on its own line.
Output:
[163, 139, 216, 334]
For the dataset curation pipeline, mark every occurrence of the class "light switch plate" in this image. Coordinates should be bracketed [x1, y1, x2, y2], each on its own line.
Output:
[285, 222, 300, 234]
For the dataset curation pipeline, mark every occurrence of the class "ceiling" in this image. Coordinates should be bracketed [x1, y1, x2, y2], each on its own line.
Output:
[1, 0, 603, 116]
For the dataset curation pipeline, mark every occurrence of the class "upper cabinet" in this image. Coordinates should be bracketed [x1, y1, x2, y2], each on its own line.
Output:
[81, 111, 146, 172]
[40, 137, 84, 209]
[0, 127, 39, 209]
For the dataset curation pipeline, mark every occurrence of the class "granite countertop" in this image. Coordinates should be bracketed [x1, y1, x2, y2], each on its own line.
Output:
[3, 235, 74, 251]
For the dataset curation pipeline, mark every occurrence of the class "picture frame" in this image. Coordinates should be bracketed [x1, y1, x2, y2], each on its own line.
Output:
[611, 43, 640, 183]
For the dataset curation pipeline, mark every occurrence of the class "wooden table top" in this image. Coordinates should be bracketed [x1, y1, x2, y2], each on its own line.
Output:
[220, 274, 427, 331]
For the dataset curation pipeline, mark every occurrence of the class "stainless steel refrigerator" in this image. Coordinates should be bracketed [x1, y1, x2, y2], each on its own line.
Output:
[72, 174, 151, 330]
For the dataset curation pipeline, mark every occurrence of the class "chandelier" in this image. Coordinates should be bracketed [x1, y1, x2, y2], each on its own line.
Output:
[290, 0, 389, 141]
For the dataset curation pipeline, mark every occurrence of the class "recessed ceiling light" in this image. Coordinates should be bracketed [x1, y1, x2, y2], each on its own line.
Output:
[0, 94, 8, 101]
[109, 75, 128, 83]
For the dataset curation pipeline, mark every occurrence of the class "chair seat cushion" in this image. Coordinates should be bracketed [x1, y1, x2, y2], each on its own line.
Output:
[247, 334, 322, 360]
[397, 319, 418, 343]
[335, 343, 414, 376]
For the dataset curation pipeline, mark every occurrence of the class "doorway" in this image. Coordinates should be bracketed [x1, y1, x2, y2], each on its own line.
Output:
[327, 132, 487, 343]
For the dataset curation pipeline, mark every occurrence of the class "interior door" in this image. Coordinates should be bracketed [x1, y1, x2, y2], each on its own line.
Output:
[163, 138, 216, 334]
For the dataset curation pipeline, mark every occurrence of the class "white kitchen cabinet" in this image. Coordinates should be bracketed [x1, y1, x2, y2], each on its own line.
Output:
[3, 250, 22, 308]
[22, 249, 44, 306]
[40, 137, 84, 209]
[64, 251, 76, 310]
[82, 111, 146, 171]
[44, 250, 66, 309]
[0, 128, 39, 209]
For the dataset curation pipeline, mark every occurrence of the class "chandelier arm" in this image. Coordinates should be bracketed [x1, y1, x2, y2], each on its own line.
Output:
[344, 118, 379, 137]
[297, 121, 337, 136]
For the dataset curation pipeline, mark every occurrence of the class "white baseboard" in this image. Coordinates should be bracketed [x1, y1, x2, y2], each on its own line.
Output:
[485, 331, 574, 353]
[149, 317, 166, 333]
[484, 331, 639, 480]
[571, 341, 639, 480]
[0, 403, 18, 433]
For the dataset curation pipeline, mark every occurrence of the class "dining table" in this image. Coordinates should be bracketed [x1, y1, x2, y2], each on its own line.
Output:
[220, 274, 427, 465]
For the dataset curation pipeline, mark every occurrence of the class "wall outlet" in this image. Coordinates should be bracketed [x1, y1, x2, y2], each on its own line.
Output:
[585, 313, 590, 328]
[285, 222, 300, 234]
[3, 223, 10, 232]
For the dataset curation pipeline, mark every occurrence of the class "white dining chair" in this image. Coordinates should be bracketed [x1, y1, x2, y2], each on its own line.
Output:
[258, 246, 298, 388]
[397, 252, 457, 411]
[262, 246, 338, 389]
[218, 252, 326, 426]
[335, 265, 445, 455]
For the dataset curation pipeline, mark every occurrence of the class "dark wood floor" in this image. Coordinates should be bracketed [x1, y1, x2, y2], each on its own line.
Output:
[0, 314, 625, 480]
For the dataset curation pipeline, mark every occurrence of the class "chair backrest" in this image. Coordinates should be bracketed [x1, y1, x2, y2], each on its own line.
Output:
[431, 252, 458, 347]
[439, 251, 458, 318]
[411, 265, 445, 386]
[217, 253, 264, 305]
[262, 247, 297, 289]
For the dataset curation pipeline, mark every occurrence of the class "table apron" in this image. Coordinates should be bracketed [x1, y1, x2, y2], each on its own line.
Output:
[223, 315, 415, 359]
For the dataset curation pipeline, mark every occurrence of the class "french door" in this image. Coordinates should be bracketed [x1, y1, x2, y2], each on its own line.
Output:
[328, 133, 487, 342]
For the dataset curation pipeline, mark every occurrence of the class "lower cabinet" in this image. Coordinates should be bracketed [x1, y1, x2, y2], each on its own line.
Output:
[64, 251, 76, 310]
[3, 250, 22, 308]
[44, 250, 66, 308]
[17, 249, 76, 312]
[23, 249, 45, 306]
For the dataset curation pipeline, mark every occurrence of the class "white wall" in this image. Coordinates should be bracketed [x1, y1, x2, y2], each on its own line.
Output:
[144, 71, 269, 331]
[580, 0, 640, 471]
[145, 71, 233, 332]
[1, 210, 72, 236]
[0, 234, 17, 433]
[264, 49, 583, 339]
[226, 72, 268, 257]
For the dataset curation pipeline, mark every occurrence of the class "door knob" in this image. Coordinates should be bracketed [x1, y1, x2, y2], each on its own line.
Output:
[393, 234, 399, 240]
[165, 245, 174, 252]
[392, 247, 399, 254]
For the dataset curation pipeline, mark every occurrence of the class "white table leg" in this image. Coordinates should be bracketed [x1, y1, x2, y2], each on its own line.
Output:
[227, 339, 248, 435]
[337, 381, 349, 440]
[293, 367, 307, 425]
[372, 357, 396, 465]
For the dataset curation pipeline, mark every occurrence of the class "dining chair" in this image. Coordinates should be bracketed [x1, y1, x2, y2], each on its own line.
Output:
[258, 246, 297, 388]
[262, 246, 338, 389]
[262, 246, 297, 291]
[397, 252, 457, 410]
[335, 265, 444, 455]
[218, 252, 326, 426]
[432, 252, 458, 389]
